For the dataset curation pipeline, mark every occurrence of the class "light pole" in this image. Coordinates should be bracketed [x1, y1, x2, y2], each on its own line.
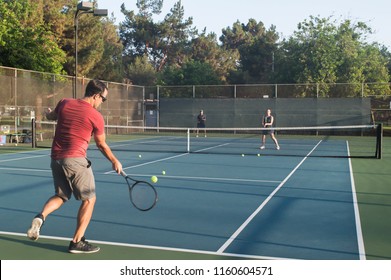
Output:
[74, 2, 108, 98]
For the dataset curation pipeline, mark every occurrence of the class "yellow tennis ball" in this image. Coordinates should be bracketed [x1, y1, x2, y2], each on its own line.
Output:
[138, 154, 142, 158]
[257, 154, 261, 157]
[151, 176, 158, 183]
[241, 154, 244, 157]
[162, 171, 166, 175]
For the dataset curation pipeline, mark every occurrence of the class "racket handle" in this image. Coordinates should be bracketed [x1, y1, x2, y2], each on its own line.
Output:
[120, 170, 127, 177]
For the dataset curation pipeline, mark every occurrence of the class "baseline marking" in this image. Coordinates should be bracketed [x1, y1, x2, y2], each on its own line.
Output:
[0, 230, 292, 260]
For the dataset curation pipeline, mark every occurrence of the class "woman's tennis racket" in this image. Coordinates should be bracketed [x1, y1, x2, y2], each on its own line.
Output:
[121, 171, 158, 211]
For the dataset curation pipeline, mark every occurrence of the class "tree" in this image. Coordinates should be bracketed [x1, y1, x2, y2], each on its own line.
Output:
[276, 16, 390, 96]
[84, 17, 124, 82]
[159, 60, 221, 85]
[380, 46, 391, 82]
[0, 0, 121, 79]
[126, 54, 157, 86]
[38, 0, 121, 80]
[120, 0, 197, 82]
[120, 0, 164, 62]
[220, 19, 279, 84]
[189, 32, 239, 83]
[0, 0, 66, 73]
[284, 16, 341, 87]
[156, 1, 197, 71]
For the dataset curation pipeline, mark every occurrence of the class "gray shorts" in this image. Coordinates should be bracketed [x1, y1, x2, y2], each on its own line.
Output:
[51, 157, 95, 201]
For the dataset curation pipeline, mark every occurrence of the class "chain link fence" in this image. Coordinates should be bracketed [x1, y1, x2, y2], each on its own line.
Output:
[1, 66, 390, 140]
[0, 66, 144, 137]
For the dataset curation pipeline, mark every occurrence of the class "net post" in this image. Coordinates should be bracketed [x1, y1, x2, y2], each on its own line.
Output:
[31, 118, 36, 148]
[187, 128, 190, 152]
[376, 123, 383, 159]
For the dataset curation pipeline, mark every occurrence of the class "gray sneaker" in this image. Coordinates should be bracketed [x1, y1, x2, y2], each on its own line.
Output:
[68, 237, 100, 254]
[27, 214, 44, 241]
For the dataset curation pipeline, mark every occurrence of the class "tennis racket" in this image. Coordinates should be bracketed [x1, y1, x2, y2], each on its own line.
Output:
[121, 171, 158, 211]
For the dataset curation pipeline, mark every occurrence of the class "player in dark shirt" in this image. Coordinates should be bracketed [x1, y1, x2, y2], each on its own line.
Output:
[196, 110, 207, 137]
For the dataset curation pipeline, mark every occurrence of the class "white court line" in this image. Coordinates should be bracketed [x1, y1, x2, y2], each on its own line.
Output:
[106, 142, 237, 174]
[193, 143, 230, 153]
[146, 174, 279, 184]
[217, 140, 323, 254]
[346, 141, 366, 260]
[0, 153, 49, 163]
[109, 136, 182, 147]
[104, 152, 190, 174]
[0, 167, 50, 173]
[112, 173, 281, 184]
[0, 231, 291, 260]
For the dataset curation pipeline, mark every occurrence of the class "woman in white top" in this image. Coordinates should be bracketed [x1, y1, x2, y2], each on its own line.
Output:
[260, 108, 280, 150]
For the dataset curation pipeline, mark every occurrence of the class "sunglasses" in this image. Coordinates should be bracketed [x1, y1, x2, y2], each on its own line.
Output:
[99, 94, 107, 102]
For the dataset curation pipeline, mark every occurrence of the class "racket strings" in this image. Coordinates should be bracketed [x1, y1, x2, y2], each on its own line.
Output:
[130, 181, 157, 211]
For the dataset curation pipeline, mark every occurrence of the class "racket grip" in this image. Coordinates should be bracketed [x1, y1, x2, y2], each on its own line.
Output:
[120, 170, 127, 177]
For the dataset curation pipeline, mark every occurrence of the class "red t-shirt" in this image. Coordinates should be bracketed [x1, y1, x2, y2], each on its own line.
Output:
[51, 98, 105, 160]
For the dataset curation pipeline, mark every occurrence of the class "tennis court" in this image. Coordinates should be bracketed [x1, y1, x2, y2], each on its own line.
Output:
[0, 125, 390, 260]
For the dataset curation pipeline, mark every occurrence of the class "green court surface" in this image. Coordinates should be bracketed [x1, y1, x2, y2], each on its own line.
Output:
[0, 135, 390, 260]
[350, 141, 391, 260]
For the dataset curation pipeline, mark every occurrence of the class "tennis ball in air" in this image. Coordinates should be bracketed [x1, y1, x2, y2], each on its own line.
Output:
[241, 154, 244, 157]
[138, 154, 142, 158]
[162, 171, 166, 175]
[151, 176, 158, 183]
[257, 154, 261, 157]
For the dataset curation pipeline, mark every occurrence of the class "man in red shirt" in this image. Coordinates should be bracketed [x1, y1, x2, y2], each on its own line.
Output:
[27, 79, 123, 253]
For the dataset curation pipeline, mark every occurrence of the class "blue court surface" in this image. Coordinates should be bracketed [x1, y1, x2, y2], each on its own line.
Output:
[0, 136, 365, 260]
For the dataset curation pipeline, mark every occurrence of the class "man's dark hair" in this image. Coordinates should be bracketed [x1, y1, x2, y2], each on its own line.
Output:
[85, 79, 107, 97]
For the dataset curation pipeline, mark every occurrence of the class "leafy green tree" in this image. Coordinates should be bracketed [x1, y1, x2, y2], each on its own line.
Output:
[220, 19, 279, 84]
[285, 17, 340, 86]
[159, 60, 221, 85]
[120, 0, 196, 81]
[126, 54, 157, 85]
[380, 46, 391, 82]
[276, 16, 390, 96]
[189, 32, 239, 83]
[83, 17, 124, 82]
[156, 1, 197, 71]
[0, 0, 66, 73]
[38, 0, 122, 80]
[120, 0, 164, 61]
[0, 0, 121, 79]
[68, 4, 109, 77]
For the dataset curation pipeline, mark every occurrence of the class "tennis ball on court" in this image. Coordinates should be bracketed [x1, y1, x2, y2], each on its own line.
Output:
[151, 176, 158, 183]
[241, 154, 244, 157]
[162, 171, 166, 175]
[257, 154, 261, 157]
[138, 154, 142, 158]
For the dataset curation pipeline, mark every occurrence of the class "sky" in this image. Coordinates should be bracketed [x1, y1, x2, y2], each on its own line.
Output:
[96, 0, 391, 48]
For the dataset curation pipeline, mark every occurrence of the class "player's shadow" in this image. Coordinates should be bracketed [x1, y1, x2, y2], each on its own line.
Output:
[0, 234, 66, 254]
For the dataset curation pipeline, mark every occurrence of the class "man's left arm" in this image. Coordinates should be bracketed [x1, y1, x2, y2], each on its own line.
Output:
[45, 108, 57, 121]
[94, 133, 123, 174]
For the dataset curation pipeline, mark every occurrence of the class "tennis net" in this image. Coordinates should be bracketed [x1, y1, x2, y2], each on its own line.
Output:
[32, 120, 383, 159]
